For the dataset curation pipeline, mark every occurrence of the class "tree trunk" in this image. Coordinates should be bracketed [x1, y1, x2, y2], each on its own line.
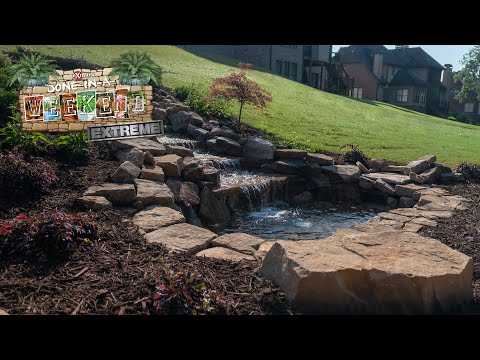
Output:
[238, 102, 244, 123]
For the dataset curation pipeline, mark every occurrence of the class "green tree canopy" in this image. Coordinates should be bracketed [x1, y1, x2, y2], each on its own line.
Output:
[454, 45, 480, 102]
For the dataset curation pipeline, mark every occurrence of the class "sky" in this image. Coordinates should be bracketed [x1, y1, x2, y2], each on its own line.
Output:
[332, 45, 475, 70]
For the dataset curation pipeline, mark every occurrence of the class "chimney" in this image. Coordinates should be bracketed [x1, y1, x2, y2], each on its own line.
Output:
[373, 53, 383, 78]
[442, 64, 453, 87]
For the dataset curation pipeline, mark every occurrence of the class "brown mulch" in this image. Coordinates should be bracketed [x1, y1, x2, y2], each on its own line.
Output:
[0, 143, 293, 315]
[419, 182, 480, 311]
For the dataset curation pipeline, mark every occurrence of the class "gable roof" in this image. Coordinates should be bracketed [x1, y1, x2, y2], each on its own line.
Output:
[389, 70, 427, 86]
[387, 47, 444, 70]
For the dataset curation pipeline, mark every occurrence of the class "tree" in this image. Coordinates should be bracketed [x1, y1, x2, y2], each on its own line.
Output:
[204, 63, 272, 122]
[454, 45, 480, 102]
[110, 51, 162, 86]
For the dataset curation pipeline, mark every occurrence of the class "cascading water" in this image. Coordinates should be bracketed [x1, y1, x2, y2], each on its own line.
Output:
[157, 135, 200, 149]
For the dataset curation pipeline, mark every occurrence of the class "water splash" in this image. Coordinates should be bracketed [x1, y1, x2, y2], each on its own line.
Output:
[157, 135, 200, 149]
[194, 153, 241, 170]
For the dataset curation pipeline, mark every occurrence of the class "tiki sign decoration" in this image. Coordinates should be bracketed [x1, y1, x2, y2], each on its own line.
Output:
[19, 68, 154, 132]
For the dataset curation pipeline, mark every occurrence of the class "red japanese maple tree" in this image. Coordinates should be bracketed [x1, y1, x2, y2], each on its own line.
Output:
[204, 63, 272, 123]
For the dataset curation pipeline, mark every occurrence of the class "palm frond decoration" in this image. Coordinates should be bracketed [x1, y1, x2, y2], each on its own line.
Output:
[110, 51, 162, 86]
[9, 53, 59, 87]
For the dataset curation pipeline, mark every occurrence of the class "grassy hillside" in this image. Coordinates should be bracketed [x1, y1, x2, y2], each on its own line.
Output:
[1, 45, 479, 166]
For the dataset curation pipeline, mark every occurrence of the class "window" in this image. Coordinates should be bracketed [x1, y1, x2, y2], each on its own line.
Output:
[283, 62, 290, 78]
[275, 60, 282, 75]
[396, 89, 408, 103]
[352, 88, 363, 99]
[414, 88, 426, 103]
[464, 103, 474, 113]
[290, 63, 298, 80]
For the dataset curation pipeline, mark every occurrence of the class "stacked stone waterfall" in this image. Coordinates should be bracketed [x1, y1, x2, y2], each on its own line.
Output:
[78, 87, 473, 314]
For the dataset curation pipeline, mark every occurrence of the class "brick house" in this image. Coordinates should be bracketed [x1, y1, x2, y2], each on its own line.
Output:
[337, 45, 445, 116]
[181, 45, 352, 95]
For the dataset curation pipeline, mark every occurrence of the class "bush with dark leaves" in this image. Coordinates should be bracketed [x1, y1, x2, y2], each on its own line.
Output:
[0, 211, 98, 263]
[455, 163, 480, 183]
[338, 144, 370, 166]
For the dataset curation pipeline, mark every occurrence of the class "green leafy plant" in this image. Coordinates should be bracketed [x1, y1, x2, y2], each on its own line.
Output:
[0, 106, 51, 153]
[174, 83, 229, 118]
[54, 132, 89, 161]
[8, 52, 58, 87]
[0, 52, 19, 122]
[110, 51, 162, 86]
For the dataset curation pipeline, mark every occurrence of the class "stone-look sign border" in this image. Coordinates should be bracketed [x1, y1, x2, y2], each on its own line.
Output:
[19, 68, 153, 133]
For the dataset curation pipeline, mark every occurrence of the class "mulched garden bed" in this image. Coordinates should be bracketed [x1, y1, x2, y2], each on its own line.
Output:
[420, 182, 480, 312]
[0, 144, 293, 315]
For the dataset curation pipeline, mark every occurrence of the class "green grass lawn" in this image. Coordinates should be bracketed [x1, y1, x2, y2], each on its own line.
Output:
[2, 45, 480, 167]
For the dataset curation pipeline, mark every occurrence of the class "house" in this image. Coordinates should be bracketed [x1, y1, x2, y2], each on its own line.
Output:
[337, 45, 445, 116]
[181, 45, 352, 95]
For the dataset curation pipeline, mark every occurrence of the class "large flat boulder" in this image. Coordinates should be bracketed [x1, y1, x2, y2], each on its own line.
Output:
[216, 137, 243, 157]
[111, 138, 166, 156]
[84, 183, 136, 206]
[321, 165, 361, 183]
[133, 205, 185, 232]
[260, 229, 473, 314]
[145, 223, 217, 254]
[275, 159, 308, 175]
[187, 124, 210, 142]
[196, 247, 256, 262]
[212, 233, 264, 255]
[166, 145, 194, 158]
[154, 154, 184, 177]
[134, 179, 174, 207]
[395, 183, 427, 197]
[242, 137, 275, 161]
[110, 161, 141, 184]
[362, 172, 411, 185]
[306, 153, 334, 165]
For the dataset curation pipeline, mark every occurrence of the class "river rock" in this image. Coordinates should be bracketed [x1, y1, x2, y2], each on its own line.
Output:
[212, 233, 264, 255]
[260, 228, 473, 314]
[115, 148, 145, 168]
[154, 154, 184, 177]
[242, 137, 275, 161]
[306, 153, 334, 165]
[275, 149, 307, 159]
[166, 145, 194, 158]
[199, 186, 231, 226]
[84, 183, 136, 206]
[140, 165, 165, 182]
[111, 161, 141, 184]
[145, 223, 217, 254]
[78, 195, 112, 210]
[133, 205, 185, 232]
[187, 124, 209, 142]
[216, 137, 243, 157]
[322, 165, 361, 183]
[111, 138, 167, 156]
[196, 247, 256, 262]
[134, 179, 174, 207]
[403, 159, 430, 175]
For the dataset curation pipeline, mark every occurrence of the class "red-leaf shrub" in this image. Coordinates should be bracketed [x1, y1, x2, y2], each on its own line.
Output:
[204, 63, 272, 122]
[0, 211, 98, 263]
[0, 149, 58, 197]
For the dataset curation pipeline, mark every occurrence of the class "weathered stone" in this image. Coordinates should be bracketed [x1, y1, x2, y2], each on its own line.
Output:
[132, 205, 185, 232]
[182, 157, 201, 170]
[416, 194, 462, 211]
[179, 201, 203, 226]
[410, 172, 425, 184]
[196, 247, 256, 262]
[115, 148, 145, 168]
[275, 149, 307, 159]
[154, 154, 184, 177]
[242, 137, 276, 161]
[170, 111, 203, 132]
[144, 151, 155, 166]
[306, 175, 331, 190]
[359, 176, 375, 190]
[199, 186, 231, 226]
[413, 187, 449, 200]
[410, 217, 437, 227]
[363, 172, 411, 185]
[399, 196, 416, 208]
[368, 158, 386, 170]
[140, 165, 165, 182]
[419, 154, 436, 164]
[111, 138, 166, 156]
[165, 179, 182, 202]
[183, 165, 204, 182]
[275, 159, 308, 175]
[134, 179, 174, 207]
[378, 212, 412, 223]
[166, 103, 190, 116]
[433, 163, 452, 173]
[216, 137, 243, 157]
[381, 165, 406, 173]
[356, 161, 369, 174]
[206, 138, 221, 153]
[84, 183, 136, 206]
[203, 167, 220, 186]
[260, 229, 473, 314]
[306, 153, 334, 165]
[187, 124, 209, 142]
[145, 223, 216, 254]
[165, 145, 194, 158]
[391, 208, 453, 220]
[374, 179, 395, 195]
[153, 107, 167, 121]
[402, 222, 424, 233]
[387, 197, 398, 208]
[395, 183, 427, 198]
[78, 196, 112, 210]
[438, 172, 465, 184]
[210, 127, 240, 141]
[321, 165, 361, 183]
[132, 200, 144, 210]
[0, 308, 9, 315]
[303, 163, 324, 177]
[180, 181, 200, 206]
[212, 233, 264, 255]
[291, 191, 313, 205]
[115, 207, 138, 215]
[420, 167, 441, 183]
[403, 159, 430, 175]
[111, 161, 141, 184]
[332, 183, 361, 202]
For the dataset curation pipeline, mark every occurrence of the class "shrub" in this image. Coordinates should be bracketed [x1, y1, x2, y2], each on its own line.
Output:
[110, 51, 162, 86]
[8, 52, 59, 87]
[0, 52, 19, 123]
[54, 132, 89, 161]
[0, 211, 98, 263]
[0, 148, 58, 197]
[0, 106, 51, 153]
[455, 163, 480, 183]
[174, 83, 229, 118]
[152, 268, 221, 315]
[338, 143, 370, 166]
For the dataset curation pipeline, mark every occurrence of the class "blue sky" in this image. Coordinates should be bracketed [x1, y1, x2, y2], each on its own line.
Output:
[332, 45, 475, 70]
